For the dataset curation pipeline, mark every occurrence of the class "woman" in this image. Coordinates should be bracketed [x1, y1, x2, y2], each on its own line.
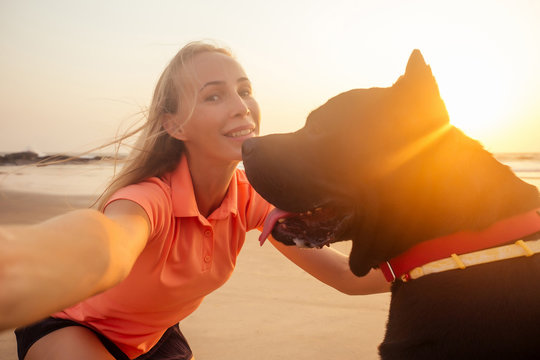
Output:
[1, 41, 389, 360]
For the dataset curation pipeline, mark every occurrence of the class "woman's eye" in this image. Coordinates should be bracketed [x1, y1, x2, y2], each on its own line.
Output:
[239, 88, 252, 97]
[205, 94, 220, 102]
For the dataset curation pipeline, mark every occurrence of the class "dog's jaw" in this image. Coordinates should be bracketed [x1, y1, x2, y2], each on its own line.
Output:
[259, 206, 355, 248]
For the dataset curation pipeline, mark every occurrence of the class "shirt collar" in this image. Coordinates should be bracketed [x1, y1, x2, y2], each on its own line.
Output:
[166, 155, 239, 220]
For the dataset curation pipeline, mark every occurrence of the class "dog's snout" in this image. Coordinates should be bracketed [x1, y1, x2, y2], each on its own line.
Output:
[242, 138, 255, 157]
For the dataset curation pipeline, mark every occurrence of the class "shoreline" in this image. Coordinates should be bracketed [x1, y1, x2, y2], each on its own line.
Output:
[0, 150, 127, 166]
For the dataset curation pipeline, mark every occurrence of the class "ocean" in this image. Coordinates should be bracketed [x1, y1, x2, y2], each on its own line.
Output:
[0, 153, 539, 196]
[494, 153, 540, 189]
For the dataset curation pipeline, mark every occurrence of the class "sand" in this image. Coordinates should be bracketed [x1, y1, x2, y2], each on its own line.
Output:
[1, 159, 538, 359]
[0, 188, 390, 360]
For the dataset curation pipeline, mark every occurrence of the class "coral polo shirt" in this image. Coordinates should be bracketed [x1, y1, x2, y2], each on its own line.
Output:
[53, 156, 272, 358]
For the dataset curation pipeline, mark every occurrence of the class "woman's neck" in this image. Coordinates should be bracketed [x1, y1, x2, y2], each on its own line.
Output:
[185, 154, 239, 218]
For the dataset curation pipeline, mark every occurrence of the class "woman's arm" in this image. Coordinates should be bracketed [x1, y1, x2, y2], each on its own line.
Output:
[0, 200, 149, 330]
[269, 238, 390, 295]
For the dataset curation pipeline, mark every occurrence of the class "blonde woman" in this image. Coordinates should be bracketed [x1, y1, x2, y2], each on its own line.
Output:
[2, 41, 388, 360]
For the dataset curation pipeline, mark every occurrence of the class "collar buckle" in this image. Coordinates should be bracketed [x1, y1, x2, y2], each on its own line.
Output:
[386, 261, 396, 282]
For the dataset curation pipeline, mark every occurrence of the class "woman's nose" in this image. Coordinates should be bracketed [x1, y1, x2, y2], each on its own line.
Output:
[231, 94, 250, 117]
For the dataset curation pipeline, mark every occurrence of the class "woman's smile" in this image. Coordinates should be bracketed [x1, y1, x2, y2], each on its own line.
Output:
[224, 125, 257, 140]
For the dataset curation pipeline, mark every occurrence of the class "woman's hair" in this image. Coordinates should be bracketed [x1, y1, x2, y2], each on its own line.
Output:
[96, 41, 232, 210]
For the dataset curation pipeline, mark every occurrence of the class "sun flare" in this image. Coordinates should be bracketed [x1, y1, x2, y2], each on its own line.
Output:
[430, 52, 517, 146]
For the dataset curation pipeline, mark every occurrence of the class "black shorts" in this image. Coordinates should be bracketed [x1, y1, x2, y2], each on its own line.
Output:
[15, 317, 193, 360]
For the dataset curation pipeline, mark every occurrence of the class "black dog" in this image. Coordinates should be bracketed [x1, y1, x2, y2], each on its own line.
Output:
[242, 50, 540, 359]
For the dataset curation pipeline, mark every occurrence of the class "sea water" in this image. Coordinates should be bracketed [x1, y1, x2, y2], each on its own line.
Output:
[495, 153, 540, 189]
[0, 162, 119, 196]
[0, 154, 539, 196]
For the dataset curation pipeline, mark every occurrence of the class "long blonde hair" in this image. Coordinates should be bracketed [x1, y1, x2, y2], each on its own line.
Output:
[96, 41, 232, 210]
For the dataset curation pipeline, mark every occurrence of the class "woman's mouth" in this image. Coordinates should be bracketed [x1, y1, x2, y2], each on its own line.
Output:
[227, 128, 253, 137]
[225, 126, 256, 140]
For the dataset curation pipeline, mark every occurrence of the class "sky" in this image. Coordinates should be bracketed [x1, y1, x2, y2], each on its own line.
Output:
[1, 0, 539, 154]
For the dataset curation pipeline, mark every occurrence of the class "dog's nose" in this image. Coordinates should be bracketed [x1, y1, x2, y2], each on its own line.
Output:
[242, 138, 255, 157]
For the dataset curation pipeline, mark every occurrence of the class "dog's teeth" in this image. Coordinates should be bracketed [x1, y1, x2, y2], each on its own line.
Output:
[278, 218, 285, 223]
[306, 210, 312, 215]
[315, 207, 322, 212]
[293, 238, 309, 248]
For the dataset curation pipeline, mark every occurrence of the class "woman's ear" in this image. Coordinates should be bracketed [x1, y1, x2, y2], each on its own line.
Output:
[162, 114, 187, 141]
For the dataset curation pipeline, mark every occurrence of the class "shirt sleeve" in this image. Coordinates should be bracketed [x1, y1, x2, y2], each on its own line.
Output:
[103, 178, 173, 240]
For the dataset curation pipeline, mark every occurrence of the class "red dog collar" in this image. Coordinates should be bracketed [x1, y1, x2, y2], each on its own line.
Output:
[379, 208, 540, 282]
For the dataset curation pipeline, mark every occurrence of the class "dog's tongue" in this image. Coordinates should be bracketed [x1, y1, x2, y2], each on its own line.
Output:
[259, 208, 293, 245]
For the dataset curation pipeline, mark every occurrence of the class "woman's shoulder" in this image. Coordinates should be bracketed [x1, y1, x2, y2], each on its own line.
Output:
[105, 176, 174, 235]
[117, 176, 172, 200]
[106, 176, 173, 215]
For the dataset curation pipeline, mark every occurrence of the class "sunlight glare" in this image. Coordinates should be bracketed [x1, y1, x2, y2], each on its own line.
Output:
[431, 51, 516, 145]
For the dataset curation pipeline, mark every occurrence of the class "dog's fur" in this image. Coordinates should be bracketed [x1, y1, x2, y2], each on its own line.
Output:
[242, 50, 540, 359]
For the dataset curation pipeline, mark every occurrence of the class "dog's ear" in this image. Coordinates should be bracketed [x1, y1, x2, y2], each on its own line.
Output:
[404, 49, 431, 79]
[392, 49, 449, 127]
[394, 49, 436, 88]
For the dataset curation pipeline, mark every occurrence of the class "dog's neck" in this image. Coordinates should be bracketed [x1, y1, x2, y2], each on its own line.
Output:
[370, 128, 540, 261]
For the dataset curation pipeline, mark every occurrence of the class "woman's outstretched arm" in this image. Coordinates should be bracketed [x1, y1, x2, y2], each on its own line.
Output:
[269, 238, 390, 295]
[0, 200, 149, 330]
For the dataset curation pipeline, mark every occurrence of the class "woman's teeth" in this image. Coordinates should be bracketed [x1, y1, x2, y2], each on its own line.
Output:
[227, 128, 253, 138]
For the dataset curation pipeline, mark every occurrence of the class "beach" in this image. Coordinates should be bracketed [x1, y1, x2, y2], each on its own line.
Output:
[0, 164, 390, 359]
[1, 157, 539, 359]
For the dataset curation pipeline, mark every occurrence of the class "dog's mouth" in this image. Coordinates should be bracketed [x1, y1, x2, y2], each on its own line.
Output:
[259, 206, 353, 248]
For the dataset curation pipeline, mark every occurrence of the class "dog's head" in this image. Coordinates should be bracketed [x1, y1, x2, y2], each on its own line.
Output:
[242, 50, 456, 276]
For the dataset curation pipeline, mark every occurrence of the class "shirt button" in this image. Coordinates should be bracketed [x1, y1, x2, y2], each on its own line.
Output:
[204, 230, 212, 237]
[204, 255, 211, 263]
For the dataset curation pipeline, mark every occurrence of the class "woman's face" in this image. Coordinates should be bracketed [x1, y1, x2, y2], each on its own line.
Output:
[167, 51, 260, 164]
